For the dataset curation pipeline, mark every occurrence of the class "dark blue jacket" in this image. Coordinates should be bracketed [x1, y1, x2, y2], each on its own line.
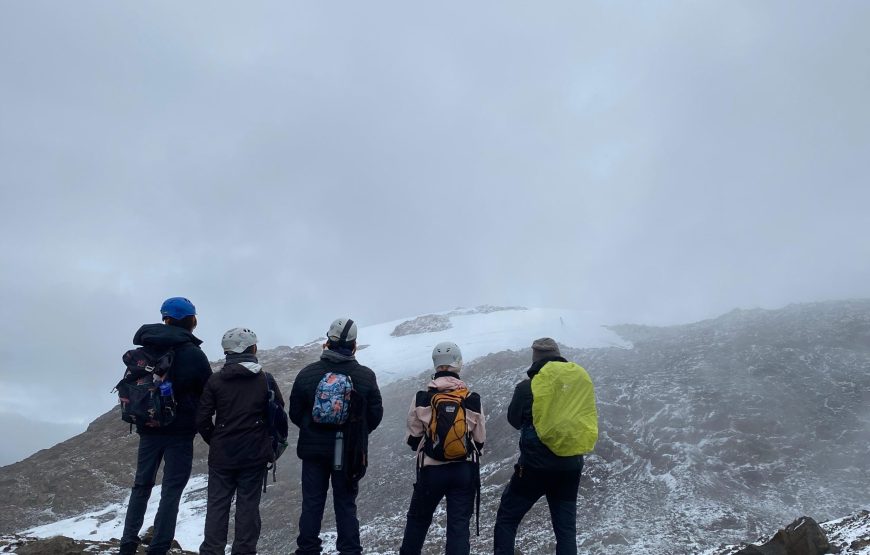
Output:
[132, 324, 213, 437]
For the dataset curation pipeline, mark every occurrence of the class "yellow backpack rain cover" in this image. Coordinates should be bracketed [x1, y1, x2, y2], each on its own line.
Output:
[531, 361, 598, 456]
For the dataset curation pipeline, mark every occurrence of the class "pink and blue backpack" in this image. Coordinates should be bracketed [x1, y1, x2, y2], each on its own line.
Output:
[312, 372, 354, 426]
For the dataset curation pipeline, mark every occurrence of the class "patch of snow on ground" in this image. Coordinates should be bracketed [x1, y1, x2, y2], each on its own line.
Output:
[24, 474, 209, 552]
[697, 509, 870, 555]
[351, 308, 628, 384]
[824, 510, 870, 554]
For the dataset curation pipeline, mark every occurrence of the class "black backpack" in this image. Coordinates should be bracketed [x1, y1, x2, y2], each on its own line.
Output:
[265, 373, 289, 462]
[341, 388, 369, 482]
[263, 372, 289, 491]
[115, 347, 176, 430]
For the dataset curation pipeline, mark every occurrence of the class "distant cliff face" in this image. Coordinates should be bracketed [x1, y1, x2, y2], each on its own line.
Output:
[1, 300, 869, 555]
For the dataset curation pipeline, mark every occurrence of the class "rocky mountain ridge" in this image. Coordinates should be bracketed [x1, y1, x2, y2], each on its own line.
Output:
[1, 300, 868, 554]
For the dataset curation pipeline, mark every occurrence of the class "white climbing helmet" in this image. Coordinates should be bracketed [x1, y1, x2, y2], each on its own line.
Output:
[432, 341, 462, 370]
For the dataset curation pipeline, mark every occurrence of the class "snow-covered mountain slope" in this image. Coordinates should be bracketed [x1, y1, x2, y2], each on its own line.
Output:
[311, 306, 629, 383]
[23, 475, 209, 552]
[825, 511, 870, 554]
[2, 301, 869, 555]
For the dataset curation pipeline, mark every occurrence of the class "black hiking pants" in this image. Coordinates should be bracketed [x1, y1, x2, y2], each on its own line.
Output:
[493, 464, 582, 555]
[399, 461, 476, 555]
[198, 464, 266, 555]
[296, 458, 361, 555]
[120, 434, 194, 555]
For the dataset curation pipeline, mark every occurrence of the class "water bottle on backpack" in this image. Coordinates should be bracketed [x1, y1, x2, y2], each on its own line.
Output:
[157, 378, 176, 424]
[334, 431, 344, 470]
[159, 380, 173, 398]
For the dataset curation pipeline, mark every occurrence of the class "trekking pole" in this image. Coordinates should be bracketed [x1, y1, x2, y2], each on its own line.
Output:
[473, 450, 481, 536]
[476, 463, 481, 536]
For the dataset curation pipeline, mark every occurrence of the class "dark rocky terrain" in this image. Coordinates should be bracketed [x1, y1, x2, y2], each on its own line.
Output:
[391, 314, 452, 336]
[3, 511, 866, 554]
[708, 510, 870, 554]
[1, 300, 868, 554]
[0, 534, 196, 554]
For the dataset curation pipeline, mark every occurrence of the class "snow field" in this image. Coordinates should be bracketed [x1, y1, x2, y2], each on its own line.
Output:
[351, 307, 629, 384]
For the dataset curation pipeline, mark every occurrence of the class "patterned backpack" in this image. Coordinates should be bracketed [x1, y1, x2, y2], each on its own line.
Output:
[312, 372, 354, 426]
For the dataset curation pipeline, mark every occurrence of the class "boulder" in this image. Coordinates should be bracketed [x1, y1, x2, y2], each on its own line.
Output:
[736, 516, 830, 555]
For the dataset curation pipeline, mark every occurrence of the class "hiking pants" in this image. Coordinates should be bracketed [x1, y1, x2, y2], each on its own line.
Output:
[399, 462, 476, 555]
[199, 465, 265, 555]
[120, 434, 194, 555]
[493, 464, 582, 555]
[296, 458, 361, 555]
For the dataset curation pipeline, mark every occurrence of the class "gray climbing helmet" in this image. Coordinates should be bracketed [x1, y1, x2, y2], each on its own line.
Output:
[222, 327, 258, 354]
[327, 318, 358, 345]
[432, 341, 462, 370]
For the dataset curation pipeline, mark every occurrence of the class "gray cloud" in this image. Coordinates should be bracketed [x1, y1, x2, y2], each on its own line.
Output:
[1, 1, 869, 434]
[0, 411, 84, 466]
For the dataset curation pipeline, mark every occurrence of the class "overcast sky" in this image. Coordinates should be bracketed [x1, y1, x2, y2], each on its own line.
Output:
[1, 1, 869, 455]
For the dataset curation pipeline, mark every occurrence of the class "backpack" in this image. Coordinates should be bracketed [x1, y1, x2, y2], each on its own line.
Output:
[312, 372, 353, 426]
[264, 373, 289, 462]
[115, 347, 176, 429]
[263, 372, 289, 492]
[423, 388, 472, 461]
[531, 361, 598, 456]
[341, 388, 369, 482]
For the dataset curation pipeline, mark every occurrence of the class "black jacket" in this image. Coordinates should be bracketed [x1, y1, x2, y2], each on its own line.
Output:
[288, 351, 383, 461]
[133, 324, 212, 436]
[196, 356, 284, 469]
[507, 356, 584, 471]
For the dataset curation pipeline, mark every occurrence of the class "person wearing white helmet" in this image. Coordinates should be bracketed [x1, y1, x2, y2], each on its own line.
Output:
[288, 318, 384, 555]
[196, 327, 285, 555]
[399, 341, 486, 555]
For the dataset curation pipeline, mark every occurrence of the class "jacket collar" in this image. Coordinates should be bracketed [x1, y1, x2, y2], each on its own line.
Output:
[527, 355, 568, 378]
[321, 348, 356, 364]
[133, 323, 203, 347]
[432, 370, 460, 380]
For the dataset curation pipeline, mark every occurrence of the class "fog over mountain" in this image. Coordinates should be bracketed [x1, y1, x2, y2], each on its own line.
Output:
[1, 301, 868, 554]
[1, 1, 869, 451]
[1, 3, 868, 551]
[0, 413, 84, 467]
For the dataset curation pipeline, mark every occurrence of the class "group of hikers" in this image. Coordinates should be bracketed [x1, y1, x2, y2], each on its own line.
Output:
[116, 297, 598, 555]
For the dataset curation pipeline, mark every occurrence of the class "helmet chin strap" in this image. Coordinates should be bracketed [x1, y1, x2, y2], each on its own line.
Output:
[337, 319, 355, 346]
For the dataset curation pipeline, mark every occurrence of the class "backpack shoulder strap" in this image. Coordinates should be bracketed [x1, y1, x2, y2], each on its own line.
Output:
[464, 390, 481, 413]
[264, 371, 277, 391]
[415, 389, 432, 407]
[159, 346, 176, 379]
[263, 371, 273, 402]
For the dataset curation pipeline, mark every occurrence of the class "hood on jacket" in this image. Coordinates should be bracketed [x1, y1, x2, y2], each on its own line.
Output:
[219, 362, 264, 380]
[134, 323, 203, 348]
[526, 355, 568, 378]
[428, 370, 467, 391]
[220, 353, 262, 379]
[321, 348, 356, 364]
